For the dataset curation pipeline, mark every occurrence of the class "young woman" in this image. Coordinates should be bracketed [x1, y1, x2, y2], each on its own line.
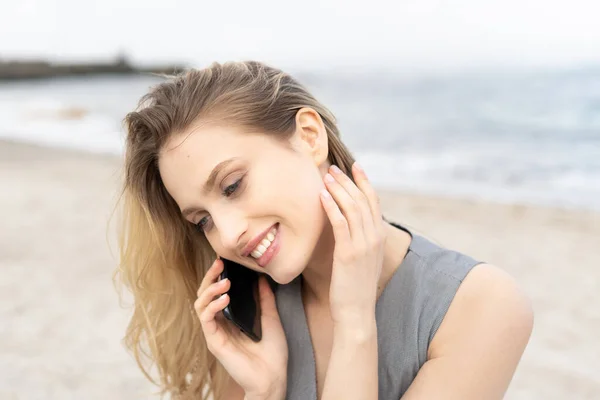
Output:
[115, 61, 533, 400]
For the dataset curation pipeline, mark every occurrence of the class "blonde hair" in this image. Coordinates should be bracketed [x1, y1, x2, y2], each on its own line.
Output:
[114, 61, 357, 398]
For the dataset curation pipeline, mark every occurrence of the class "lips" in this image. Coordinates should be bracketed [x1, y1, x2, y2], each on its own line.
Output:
[242, 223, 278, 257]
[254, 225, 281, 268]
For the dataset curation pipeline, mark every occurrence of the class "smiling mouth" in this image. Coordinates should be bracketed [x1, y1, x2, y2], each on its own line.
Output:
[249, 224, 278, 259]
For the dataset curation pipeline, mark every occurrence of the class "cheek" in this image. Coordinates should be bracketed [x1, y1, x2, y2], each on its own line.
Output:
[260, 155, 326, 221]
[286, 173, 327, 225]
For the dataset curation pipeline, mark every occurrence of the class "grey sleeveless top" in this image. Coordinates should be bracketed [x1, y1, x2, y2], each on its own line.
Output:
[274, 223, 482, 400]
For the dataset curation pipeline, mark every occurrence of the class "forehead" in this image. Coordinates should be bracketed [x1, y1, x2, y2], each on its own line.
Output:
[157, 124, 272, 202]
[161, 124, 251, 166]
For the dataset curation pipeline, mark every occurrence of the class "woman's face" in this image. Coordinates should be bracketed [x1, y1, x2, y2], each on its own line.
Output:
[158, 109, 331, 284]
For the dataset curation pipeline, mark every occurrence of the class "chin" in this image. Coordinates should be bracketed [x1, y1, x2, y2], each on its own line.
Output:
[267, 266, 303, 285]
[266, 255, 307, 285]
[264, 219, 324, 286]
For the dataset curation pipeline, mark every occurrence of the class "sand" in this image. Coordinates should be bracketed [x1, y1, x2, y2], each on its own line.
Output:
[1, 140, 598, 399]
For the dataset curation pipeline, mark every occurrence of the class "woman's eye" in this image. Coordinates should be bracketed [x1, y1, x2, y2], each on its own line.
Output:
[195, 176, 244, 233]
[195, 215, 212, 232]
[222, 177, 242, 197]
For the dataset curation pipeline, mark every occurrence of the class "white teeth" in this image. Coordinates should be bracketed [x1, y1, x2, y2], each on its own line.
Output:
[250, 226, 278, 259]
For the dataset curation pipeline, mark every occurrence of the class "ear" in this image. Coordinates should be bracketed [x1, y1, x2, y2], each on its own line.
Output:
[292, 107, 329, 166]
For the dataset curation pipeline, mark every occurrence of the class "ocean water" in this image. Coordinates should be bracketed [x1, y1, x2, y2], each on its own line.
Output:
[1, 68, 599, 211]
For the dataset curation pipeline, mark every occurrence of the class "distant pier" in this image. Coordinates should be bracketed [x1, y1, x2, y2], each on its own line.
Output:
[0, 55, 186, 80]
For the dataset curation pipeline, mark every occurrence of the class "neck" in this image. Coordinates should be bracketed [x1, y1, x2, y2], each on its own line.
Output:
[300, 221, 412, 307]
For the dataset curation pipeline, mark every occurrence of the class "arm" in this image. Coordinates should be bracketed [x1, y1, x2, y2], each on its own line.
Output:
[321, 316, 379, 400]
[317, 162, 384, 400]
[401, 264, 534, 400]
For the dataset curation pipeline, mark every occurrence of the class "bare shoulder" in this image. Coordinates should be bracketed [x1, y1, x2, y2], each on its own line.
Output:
[429, 263, 534, 358]
[402, 263, 534, 399]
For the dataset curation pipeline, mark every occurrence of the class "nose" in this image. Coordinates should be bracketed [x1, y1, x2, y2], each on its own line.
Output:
[213, 211, 248, 255]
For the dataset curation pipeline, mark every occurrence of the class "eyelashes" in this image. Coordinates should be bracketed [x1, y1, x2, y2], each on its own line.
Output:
[195, 216, 211, 232]
[195, 175, 245, 233]
[222, 178, 242, 197]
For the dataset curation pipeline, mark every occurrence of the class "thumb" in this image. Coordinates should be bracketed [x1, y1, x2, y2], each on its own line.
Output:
[258, 275, 279, 319]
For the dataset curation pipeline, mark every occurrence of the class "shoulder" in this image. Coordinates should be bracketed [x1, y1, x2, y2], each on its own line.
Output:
[398, 263, 534, 398]
[428, 262, 534, 359]
[399, 263, 534, 399]
[404, 235, 485, 344]
[399, 234, 532, 359]
[409, 234, 480, 285]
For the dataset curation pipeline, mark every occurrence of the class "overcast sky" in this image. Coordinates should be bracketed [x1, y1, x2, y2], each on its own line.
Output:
[1, 0, 599, 73]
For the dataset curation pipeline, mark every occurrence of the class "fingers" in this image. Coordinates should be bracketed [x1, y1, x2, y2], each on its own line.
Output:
[197, 258, 224, 298]
[320, 187, 352, 246]
[329, 165, 376, 235]
[196, 276, 231, 311]
[323, 170, 365, 239]
[350, 163, 384, 234]
[197, 291, 230, 336]
[322, 164, 380, 242]
[195, 258, 230, 343]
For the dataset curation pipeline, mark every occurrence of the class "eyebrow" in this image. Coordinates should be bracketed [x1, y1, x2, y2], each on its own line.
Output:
[181, 157, 240, 219]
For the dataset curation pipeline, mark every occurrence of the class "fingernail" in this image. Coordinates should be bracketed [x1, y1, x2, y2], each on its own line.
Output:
[219, 278, 228, 285]
[320, 189, 331, 199]
[324, 173, 335, 183]
[330, 165, 342, 174]
[353, 162, 363, 172]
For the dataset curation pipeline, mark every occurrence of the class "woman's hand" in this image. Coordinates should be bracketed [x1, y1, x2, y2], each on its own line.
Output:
[195, 259, 288, 400]
[320, 163, 386, 326]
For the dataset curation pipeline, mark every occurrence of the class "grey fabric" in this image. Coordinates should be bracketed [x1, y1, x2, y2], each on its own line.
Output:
[275, 223, 483, 399]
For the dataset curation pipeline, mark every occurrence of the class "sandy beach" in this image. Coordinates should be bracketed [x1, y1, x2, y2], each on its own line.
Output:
[1, 139, 599, 399]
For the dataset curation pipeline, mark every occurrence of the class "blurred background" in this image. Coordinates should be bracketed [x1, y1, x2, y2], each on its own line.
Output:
[0, 1, 598, 399]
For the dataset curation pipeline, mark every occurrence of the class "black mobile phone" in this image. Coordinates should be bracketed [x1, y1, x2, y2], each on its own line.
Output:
[219, 258, 262, 342]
